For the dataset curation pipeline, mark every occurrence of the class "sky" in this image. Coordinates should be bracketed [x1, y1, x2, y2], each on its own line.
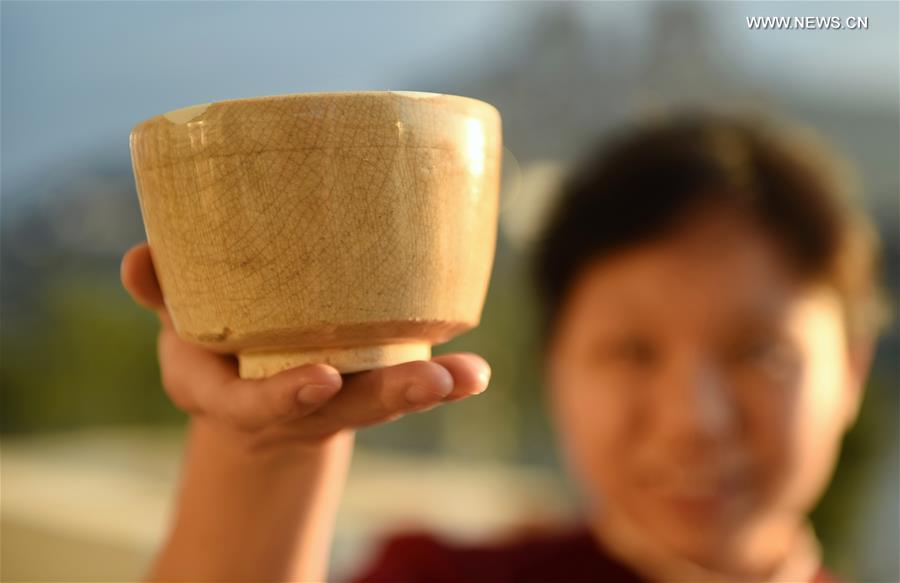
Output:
[2, 1, 897, 197]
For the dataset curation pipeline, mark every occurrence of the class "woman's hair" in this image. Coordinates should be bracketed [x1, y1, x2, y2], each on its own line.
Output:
[531, 113, 888, 347]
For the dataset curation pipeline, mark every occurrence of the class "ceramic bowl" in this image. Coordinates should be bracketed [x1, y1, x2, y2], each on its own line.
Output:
[130, 91, 501, 378]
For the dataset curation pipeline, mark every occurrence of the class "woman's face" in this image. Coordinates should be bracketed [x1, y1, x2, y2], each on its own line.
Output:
[546, 209, 867, 571]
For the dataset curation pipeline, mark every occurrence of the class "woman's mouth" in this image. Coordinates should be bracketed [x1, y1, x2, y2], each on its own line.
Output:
[652, 473, 748, 521]
[660, 488, 729, 520]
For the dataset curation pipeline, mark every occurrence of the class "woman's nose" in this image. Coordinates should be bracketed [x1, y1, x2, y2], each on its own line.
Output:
[652, 357, 738, 448]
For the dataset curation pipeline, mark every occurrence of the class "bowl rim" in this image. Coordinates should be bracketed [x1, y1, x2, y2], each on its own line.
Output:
[152, 90, 499, 125]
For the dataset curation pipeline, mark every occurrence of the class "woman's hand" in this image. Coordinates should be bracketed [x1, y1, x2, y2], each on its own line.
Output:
[120, 242, 490, 451]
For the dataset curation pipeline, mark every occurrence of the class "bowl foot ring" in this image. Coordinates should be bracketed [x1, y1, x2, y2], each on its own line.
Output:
[238, 342, 432, 379]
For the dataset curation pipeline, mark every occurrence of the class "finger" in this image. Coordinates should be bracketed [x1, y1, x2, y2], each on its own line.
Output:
[217, 363, 344, 431]
[121, 242, 165, 311]
[431, 353, 491, 401]
[302, 360, 455, 433]
[157, 327, 343, 430]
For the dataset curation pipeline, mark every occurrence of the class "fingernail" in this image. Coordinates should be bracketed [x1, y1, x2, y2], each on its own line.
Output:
[297, 384, 339, 405]
[405, 385, 443, 405]
[321, 366, 343, 384]
[475, 366, 491, 394]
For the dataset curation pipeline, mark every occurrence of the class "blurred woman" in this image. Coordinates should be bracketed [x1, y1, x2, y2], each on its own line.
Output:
[122, 113, 886, 582]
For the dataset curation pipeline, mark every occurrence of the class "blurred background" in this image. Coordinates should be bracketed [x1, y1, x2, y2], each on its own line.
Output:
[2, 2, 897, 581]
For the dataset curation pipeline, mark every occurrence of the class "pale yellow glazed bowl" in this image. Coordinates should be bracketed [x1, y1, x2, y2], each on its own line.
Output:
[129, 92, 502, 378]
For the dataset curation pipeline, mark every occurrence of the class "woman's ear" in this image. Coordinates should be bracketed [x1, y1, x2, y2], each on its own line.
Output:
[842, 336, 876, 430]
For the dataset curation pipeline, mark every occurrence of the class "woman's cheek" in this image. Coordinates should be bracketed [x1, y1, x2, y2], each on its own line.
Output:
[761, 290, 854, 513]
[730, 360, 809, 516]
[558, 360, 640, 476]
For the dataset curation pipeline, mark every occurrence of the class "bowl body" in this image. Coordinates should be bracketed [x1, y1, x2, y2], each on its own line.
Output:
[130, 91, 501, 378]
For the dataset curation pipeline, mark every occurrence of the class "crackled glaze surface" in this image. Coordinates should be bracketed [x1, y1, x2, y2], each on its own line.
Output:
[130, 92, 502, 378]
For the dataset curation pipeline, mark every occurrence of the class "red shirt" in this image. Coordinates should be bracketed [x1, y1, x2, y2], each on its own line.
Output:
[348, 525, 841, 583]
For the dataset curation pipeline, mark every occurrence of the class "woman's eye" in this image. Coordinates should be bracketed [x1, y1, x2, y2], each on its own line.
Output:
[732, 336, 800, 374]
[735, 340, 772, 362]
[589, 337, 658, 367]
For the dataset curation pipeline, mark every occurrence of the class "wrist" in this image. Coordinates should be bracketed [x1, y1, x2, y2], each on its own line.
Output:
[189, 415, 355, 468]
[151, 418, 355, 582]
